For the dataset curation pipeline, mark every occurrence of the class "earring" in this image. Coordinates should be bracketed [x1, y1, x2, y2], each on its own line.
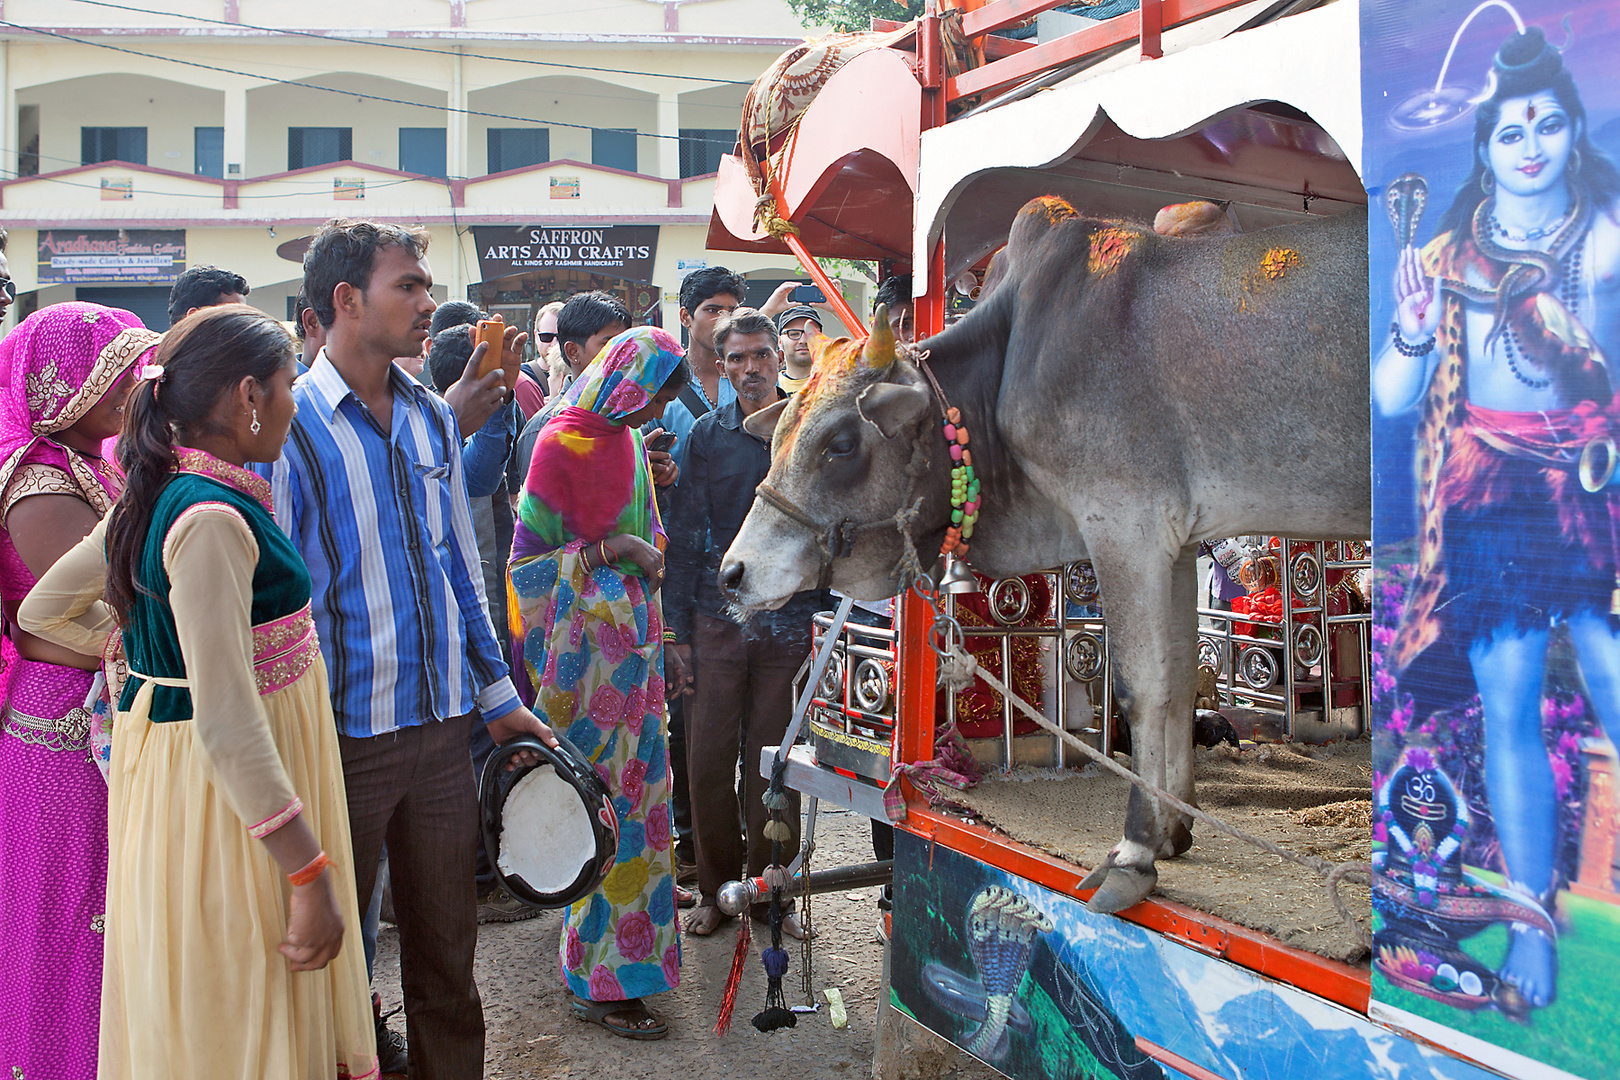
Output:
[1570, 148, 1583, 177]
[250, 408, 260, 435]
[1481, 170, 1495, 195]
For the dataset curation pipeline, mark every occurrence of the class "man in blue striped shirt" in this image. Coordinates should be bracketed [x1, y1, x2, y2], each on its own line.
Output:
[262, 219, 554, 1080]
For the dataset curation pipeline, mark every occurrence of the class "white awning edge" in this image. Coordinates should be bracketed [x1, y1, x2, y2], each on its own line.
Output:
[913, 0, 1362, 290]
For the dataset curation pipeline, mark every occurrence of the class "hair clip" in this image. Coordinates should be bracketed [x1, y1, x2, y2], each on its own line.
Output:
[139, 362, 167, 403]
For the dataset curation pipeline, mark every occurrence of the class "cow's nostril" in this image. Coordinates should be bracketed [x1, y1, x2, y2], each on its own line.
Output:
[719, 560, 745, 594]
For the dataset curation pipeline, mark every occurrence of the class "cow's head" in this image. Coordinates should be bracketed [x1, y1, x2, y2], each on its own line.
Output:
[719, 308, 945, 611]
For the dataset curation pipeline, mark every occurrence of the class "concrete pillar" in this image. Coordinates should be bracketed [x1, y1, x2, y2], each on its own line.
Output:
[448, 48, 467, 181]
[0, 42, 11, 181]
[447, 50, 469, 305]
[224, 85, 246, 177]
[657, 90, 681, 180]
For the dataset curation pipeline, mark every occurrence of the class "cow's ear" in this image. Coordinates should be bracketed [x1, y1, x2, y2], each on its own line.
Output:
[857, 381, 931, 439]
[743, 398, 789, 440]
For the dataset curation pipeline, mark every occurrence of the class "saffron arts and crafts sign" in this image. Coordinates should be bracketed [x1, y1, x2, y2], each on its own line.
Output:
[36, 229, 187, 285]
[1364, 1, 1620, 1077]
[473, 225, 659, 283]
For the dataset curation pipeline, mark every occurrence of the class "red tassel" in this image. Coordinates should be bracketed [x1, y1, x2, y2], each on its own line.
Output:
[714, 915, 752, 1034]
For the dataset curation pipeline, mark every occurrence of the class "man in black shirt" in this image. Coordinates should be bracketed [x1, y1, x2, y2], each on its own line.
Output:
[664, 309, 828, 938]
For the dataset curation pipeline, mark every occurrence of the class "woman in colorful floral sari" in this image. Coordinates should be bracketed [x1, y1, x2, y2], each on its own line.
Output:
[0, 303, 158, 1080]
[508, 325, 691, 1039]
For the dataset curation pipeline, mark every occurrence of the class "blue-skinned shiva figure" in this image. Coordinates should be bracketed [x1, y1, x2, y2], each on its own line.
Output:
[1374, 25, 1620, 1014]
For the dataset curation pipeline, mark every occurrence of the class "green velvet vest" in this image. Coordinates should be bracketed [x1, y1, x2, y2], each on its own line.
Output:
[120, 468, 311, 723]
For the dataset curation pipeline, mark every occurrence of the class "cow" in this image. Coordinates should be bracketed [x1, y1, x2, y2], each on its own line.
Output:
[718, 195, 1371, 913]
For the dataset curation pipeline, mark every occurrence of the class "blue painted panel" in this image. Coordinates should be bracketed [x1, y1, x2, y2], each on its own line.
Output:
[891, 832, 1498, 1080]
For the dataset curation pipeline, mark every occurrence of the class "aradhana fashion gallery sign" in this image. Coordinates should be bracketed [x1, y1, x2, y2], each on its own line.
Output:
[36, 229, 187, 286]
[473, 225, 658, 283]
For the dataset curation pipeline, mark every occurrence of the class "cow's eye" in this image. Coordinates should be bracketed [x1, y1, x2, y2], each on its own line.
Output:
[827, 433, 857, 457]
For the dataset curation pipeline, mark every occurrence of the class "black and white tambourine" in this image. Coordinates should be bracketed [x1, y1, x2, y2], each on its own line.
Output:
[479, 735, 619, 909]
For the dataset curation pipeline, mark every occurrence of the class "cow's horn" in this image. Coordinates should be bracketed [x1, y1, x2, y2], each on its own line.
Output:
[864, 306, 896, 369]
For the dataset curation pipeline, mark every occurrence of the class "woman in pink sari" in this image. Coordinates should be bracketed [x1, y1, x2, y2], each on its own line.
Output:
[0, 303, 159, 1080]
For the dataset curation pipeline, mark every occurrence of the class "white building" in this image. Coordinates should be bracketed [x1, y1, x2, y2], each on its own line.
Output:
[0, 0, 857, 334]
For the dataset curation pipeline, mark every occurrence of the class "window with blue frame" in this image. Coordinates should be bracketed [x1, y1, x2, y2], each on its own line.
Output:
[399, 127, 447, 177]
[81, 127, 147, 166]
[288, 127, 352, 171]
[194, 127, 224, 178]
[679, 128, 731, 178]
[591, 128, 637, 173]
[487, 128, 549, 174]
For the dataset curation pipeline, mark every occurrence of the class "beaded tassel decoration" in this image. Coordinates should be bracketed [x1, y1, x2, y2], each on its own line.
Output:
[753, 763, 797, 1032]
[939, 406, 980, 559]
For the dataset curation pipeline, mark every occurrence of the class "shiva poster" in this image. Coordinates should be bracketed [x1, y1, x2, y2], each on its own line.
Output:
[890, 831, 1501, 1080]
[1363, 0, 1620, 1076]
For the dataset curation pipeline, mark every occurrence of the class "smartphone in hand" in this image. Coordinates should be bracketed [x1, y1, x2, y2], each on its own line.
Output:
[646, 431, 677, 454]
[792, 284, 827, 304]
[476, 318, 505, 380]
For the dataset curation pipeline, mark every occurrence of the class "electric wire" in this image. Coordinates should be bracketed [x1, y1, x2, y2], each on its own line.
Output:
[0, 136, 725, 194]
[0, 20, 738, 146]
[55, 0, 756, 86]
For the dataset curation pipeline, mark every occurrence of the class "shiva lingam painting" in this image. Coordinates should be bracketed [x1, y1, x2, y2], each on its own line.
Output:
[1372, 747, 1557, 1020]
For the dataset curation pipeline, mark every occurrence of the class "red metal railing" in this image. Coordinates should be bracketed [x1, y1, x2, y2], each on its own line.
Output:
[947, 0, 1252, 100]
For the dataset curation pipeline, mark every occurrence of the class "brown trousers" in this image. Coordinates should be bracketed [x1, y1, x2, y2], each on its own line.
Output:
[340, 715, 484, 1080]
[687, 613, 806, 906]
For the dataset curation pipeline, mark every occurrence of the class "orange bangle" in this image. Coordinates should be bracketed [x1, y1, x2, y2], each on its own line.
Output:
[288, 851, 331, 887]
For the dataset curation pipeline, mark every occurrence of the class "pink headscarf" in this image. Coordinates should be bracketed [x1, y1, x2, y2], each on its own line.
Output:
[0, 302, 160, 509]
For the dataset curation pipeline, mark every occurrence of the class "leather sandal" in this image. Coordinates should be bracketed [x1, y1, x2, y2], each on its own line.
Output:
[571, 996, 668, 1040]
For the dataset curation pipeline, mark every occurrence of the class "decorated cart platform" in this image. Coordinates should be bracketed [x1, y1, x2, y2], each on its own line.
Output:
[707, 1, 1620, 1077]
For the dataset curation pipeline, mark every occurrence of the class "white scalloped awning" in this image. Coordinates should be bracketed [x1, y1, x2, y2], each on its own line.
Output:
[914, 0, 1363, 290]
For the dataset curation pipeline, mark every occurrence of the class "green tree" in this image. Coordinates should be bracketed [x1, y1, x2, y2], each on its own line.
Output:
[786, 0, 924, 33]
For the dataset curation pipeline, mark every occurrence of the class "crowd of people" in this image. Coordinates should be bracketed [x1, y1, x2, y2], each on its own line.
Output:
[0, 217, 912, 1080]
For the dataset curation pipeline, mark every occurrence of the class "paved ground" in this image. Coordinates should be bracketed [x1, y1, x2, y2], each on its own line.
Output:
[373, 804, 1003, 1080]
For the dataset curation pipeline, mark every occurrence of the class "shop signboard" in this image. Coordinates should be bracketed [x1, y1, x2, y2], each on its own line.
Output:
[36, 229, 186, 285]
[473, 225, 658, 283]
[1363, 1, 1620, 1077]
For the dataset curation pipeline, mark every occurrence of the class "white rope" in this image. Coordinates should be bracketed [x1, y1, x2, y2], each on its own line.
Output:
[951, 649, 1372, 948]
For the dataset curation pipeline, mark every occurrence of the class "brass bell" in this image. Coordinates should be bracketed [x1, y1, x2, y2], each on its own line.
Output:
[939, 553, 980, 594]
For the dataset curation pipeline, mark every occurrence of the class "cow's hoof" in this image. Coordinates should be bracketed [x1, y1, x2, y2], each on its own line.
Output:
[1082, 864, 1156, 914]
[1161, 820, 1194, 859]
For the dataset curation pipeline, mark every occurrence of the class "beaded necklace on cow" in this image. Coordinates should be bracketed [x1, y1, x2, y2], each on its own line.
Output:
[917, 357, 980, 559]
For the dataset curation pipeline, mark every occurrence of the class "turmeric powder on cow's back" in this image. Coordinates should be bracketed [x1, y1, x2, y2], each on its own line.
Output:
[1229, 245, 1304, 313]
[1087, 226, 1139, 277]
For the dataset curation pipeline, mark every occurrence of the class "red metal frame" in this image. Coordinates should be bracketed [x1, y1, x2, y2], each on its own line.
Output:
[899, 808, 1372, 1012]
[947, 0, 1250, 100]
[883, 4, 1375, 1019]
[717, 7, 1379, 1018]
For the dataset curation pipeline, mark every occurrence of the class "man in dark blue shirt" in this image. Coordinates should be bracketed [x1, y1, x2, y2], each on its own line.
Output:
[664, 309, 829, 939]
